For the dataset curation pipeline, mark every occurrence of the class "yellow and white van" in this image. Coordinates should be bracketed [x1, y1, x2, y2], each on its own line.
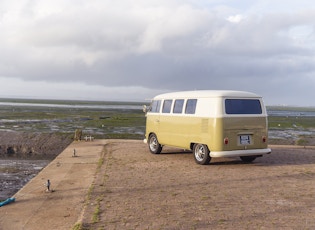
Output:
[143, 90, 271, 165]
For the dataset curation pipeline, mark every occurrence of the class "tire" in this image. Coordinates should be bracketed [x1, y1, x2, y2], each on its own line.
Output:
[240, 156, 257, 163]
[148, 134, 162, 154]
[193, 143, 211, 165]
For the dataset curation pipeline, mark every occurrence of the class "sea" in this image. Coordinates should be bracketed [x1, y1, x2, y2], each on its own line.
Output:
[0, 101, 143, 110]
[1, 100, 315, 115]
[267, 108, 315, 117]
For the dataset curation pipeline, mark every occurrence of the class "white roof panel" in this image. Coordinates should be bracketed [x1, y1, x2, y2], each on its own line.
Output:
[154, 90, 261, 99]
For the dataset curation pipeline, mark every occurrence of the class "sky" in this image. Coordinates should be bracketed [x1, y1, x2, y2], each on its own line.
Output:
[1, 0, 315, 106]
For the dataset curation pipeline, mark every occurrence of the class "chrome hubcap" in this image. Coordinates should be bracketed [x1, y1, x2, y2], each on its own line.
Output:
[195, 145, 205, 161]
[150, 137, 157, 151]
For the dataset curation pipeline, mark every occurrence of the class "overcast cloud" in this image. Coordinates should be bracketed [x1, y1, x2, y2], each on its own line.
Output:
[1, 0, 315, 105]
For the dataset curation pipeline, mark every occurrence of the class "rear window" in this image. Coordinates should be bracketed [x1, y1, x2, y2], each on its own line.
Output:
[225, 99, 262, 114]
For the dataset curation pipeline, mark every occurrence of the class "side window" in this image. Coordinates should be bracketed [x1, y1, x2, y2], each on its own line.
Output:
[162, 100, 172, 113]
[185, 99, 197, 114]
[150, 100, 161, 113]
[173, 99, 184, 114]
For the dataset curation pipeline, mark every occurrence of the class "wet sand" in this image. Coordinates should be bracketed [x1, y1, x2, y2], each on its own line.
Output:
[0, 159, 50, 201]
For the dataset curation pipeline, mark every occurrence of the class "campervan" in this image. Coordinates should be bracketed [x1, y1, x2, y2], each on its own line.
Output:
[143, 90, 271, 165]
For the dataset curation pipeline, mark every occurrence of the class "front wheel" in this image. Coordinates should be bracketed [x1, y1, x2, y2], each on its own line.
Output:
[240, 156, 257, 163]
[148, 134, 162, 154]
[193, 143, 211, 165]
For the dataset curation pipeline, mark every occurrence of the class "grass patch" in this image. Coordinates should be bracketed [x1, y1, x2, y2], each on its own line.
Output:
[268, 116, 315, 129]
[86, 183, 95, 206]
[0, 167, 21, 173]
[92, 196, 103, 223]
[72, 223, 83, 230]
[97, 158, 104, 170]
[296, 138, 309, 146]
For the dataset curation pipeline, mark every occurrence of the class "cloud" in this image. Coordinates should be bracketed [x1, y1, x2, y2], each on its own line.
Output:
[1, 1, 315, 105]
[226, 14, 245, 23]
[0, 76, 164, 101]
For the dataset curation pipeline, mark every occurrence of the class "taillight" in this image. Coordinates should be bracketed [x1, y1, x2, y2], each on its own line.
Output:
[224, 137, 229, 145]
[262, 136, 267, 143]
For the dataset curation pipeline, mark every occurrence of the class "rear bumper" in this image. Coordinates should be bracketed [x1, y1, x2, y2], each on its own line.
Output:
[210, 148, 271, 158]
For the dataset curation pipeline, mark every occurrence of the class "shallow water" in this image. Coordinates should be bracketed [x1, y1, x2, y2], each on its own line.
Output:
[0, 101, 142, 110]
[267, 109, 315, 117]
[269, 129, 315, 140]
[0, 159, 50, 200]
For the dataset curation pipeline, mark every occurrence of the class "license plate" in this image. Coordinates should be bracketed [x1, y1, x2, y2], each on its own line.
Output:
[240, 135, 250, 145]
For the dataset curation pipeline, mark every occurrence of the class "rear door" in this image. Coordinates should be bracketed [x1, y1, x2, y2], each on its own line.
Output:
[223, 98, 268, 150]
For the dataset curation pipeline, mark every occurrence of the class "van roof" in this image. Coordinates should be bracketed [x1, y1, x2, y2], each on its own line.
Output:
[154, 90, 261, 99]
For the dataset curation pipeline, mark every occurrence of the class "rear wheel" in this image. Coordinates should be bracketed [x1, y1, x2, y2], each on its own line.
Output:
[193, 143, 211, 165]
[148, 134, 162, 154]
[240, 156, 257, 163]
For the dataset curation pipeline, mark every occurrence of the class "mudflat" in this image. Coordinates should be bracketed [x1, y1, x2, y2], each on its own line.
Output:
[1, 140, 315, 229]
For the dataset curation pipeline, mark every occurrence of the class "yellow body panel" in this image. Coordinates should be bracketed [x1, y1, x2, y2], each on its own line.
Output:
[145, 115, 268, 152]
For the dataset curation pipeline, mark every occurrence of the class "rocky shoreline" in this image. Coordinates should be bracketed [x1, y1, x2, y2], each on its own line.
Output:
[0, 131, 72, 158]
[0, 131, 72, 200]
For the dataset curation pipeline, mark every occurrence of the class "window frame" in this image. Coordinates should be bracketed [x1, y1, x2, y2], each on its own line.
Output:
[150, 100, 161, 113]
[185, 99, 197, 114]
[173, 99, 185, 114]
[162, 99, 173, 113]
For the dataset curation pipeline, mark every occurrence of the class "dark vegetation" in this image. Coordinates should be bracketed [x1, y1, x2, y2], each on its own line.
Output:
[0, 98, 147, 140]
